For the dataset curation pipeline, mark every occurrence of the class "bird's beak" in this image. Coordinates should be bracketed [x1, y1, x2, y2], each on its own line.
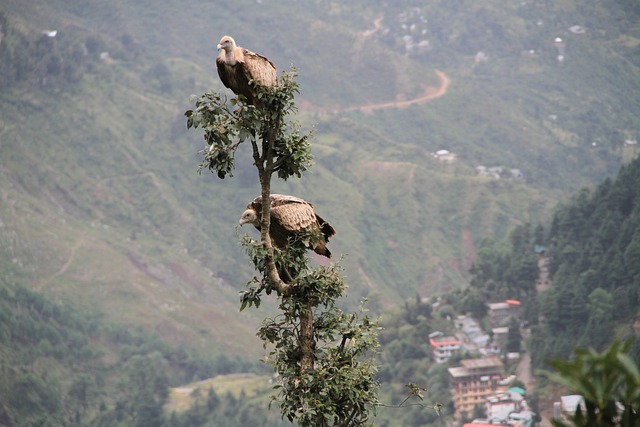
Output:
[217, 44, 223, 51]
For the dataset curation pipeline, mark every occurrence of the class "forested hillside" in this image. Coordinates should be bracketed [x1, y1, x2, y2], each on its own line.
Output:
[0, 280, 261, 426]
[531, 156, 640, 366]
[459, 156, 640, 366]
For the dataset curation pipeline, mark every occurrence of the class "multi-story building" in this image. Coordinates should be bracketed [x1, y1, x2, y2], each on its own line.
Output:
[487, 300, 521, 326]
[448, 356, 505, 418]
[429, 335, 461, 364]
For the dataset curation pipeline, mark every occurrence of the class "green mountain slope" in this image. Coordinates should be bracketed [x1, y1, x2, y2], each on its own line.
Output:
[0, 279, 265, 426]
[531, 155, 640, 366]
[1, 0, 639, 362]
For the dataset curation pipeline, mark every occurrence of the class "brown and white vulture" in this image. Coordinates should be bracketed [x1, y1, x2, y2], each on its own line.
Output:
[216, 35, 277, 106]
[239, 194, 336, 258]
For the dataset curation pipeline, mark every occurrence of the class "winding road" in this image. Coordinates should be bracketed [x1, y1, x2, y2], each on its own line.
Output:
[301, 69, 450, 115]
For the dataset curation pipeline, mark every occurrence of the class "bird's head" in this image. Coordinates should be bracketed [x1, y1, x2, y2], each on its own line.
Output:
[217, 35, 236, 53]
[239, 208, 259, 227]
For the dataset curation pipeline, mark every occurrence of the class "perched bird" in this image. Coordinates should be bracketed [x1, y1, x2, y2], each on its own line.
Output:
[239, 194, 336, 258]
[216, 35, 277, 106]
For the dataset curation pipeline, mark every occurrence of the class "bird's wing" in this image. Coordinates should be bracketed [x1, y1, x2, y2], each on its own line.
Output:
[315, 214, 336, 241]
[240, 48, 277, 87]
[270, 194, 307, 204]
[270, 199, 316, 232]
[215, 55, 232, 89]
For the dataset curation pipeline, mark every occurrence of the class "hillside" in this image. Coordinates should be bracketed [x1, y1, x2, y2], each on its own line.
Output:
[453, 156, 640, 424]
[0, 280, 265, 426]
[1, 0, 640, 366]
[531, 155, 640, 366]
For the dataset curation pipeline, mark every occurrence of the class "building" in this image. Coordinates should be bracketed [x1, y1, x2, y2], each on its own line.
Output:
[448, 356, 506, 418]
[553, 395, 585, 423]
[432, 149, 457, 163]
[429, 335, 461, 364]
[509, 410, 536, 427]
[488, 326, 509, 354]
[455, 315, 491, 351]
[461, 389, 535, 427]
[485, 390, 524, 422]
[487, 300, 521, 326]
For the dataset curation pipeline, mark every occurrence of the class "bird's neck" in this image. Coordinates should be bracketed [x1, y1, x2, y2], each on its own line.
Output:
[224, 49, 238, 65]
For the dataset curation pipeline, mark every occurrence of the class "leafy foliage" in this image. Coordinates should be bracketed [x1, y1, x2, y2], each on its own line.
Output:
[185, 69, 313, 181]
[186, 68, 380, 426]
[263, 299, 380, 426]
[543, 340, 640, 427]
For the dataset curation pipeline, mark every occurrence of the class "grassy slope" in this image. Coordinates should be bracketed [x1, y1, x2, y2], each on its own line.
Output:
[1, 0, 639, 362]
[0, 41, 264, 355]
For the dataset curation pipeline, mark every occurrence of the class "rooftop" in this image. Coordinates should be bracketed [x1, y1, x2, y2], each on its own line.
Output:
[449, 356, 504, 378]
[488, 299, 521, 310]
[461, 356, 503, 369]
[429, 336, 461, 346]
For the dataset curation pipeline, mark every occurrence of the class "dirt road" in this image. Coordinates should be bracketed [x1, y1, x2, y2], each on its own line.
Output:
[302, 70, 450, 115]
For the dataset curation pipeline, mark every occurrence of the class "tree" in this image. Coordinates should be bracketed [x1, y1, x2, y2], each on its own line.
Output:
[505, 317, 521, 353]
[125, 352, 170, 427]
[581, 288, 614, 350]
[186, 69, 380, 426]
[68, 374, 97, 415]
[543, 340, 640, 427]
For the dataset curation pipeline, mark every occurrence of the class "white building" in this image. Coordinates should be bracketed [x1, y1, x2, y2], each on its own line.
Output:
[429, 335, 461, 364]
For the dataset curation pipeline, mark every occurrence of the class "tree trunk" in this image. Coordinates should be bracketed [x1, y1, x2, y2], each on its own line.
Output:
[300, 301, 314, 372]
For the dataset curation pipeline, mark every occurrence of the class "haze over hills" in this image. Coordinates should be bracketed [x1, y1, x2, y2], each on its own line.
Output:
[1, 0, 639, 363]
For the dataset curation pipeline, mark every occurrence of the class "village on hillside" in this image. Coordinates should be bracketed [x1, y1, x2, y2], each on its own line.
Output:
[430, 297, 581, 427]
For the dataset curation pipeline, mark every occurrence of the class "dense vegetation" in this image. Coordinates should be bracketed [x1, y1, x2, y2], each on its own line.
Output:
[0, 276, 446, 426]
[460, 156, 640, 366]
[455, 223, 543, 320]
[0, 279, 262, 427]
[544, 340, 640, 426]
[532, 156, 640, 366]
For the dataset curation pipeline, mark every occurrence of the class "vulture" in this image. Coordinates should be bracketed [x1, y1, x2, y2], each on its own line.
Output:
[216, 35, 277, 106]
[239, 194, 336, 258]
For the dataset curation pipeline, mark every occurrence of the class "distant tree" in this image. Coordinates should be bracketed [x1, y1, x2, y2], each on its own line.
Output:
[149, 62, 173, 93]
[68, 374, 97, 415]
[580, 287, 614, 350]
[533, 223, 545, 247]
[9, 372, 61, 419]
[505, 317, 521, 353]
[84, 35, 104, 55]
[472, 403, 485, 420]
[459, 287, 488, 319]
[126, 352, 170, 427]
